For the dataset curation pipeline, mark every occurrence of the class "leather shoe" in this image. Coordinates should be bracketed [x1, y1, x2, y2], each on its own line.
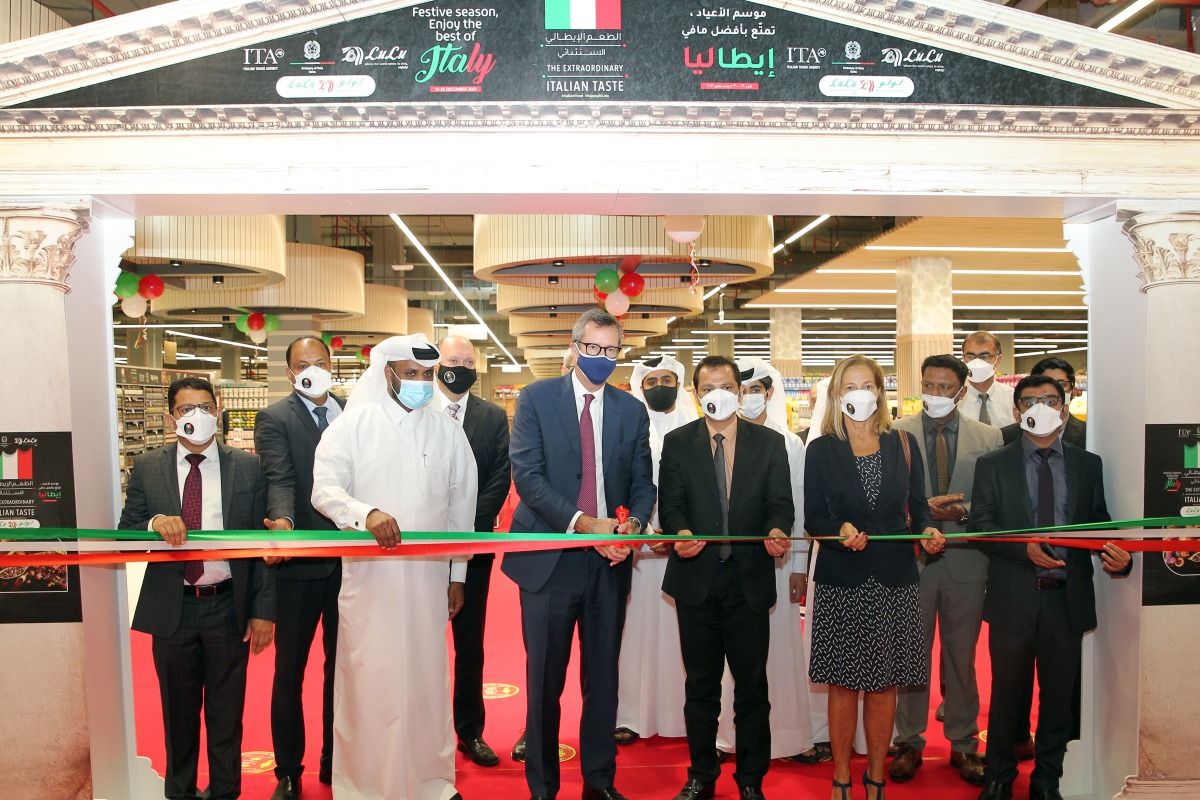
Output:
[977, 780, 1013, 800]
[935, 700, 946, 722]
[1028, 788, 1064, 800]
[888, 744, 923, 782]
[671, 779, 715, 800]
[582, 786, 628, 800]
[458, 738, 500, 767]
[950, 752, 986, 785]
[319, 755, 332, 785]
[270, 777, 300, 800]
[511, 732, 527, 762]
[1013, 737, 1036, 762]
[739, 787, 766, 800]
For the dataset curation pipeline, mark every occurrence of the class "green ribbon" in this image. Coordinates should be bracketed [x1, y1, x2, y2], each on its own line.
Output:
[0, 516, 1189, 544]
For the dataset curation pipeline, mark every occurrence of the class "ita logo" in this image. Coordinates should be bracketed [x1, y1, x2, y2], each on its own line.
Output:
[482, 682, 520, 699]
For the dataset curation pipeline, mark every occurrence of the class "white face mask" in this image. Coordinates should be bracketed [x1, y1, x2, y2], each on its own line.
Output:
[921, 393, 958, 420]
[840, 389, 878, 422]
[739, 393, 767, 420]
[965, 358, 995, 383]
[291, 365, 333, 399]
[1021, 403, 1065, 437]
[174, 408, 218, 446]
[701, 388, 740, 422]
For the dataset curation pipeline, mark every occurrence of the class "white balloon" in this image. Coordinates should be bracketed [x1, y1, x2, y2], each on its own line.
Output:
[663, 214, 705, 244]
[249, 328, 268, 344]
[604, 289, 631, 316]
[121, 295, 147, 318]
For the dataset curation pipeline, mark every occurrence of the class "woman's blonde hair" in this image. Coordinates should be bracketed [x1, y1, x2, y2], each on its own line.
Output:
[821, 354, 892, 440]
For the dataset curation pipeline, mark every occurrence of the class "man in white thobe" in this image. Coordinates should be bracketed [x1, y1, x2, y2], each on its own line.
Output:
[312, 333, 478, 800]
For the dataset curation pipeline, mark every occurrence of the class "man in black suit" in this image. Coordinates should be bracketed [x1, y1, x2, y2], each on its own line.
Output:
[121, 376, 277, 800]
[501, 308, 656, 800]
[434, 334, 512, 768]
[969, 375, 1131, 800]
[254, 335, 345, 799]
[659, 355, 794, 800]
[1001, 357, 1086, 448]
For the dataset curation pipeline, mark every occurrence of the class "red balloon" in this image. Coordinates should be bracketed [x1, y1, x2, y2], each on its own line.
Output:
[330, 336, 344, 350]
[594, 288, 608, 301]
[619, 256, 641, 274]
[361, 346, 372, 360]
[247, 312, 266, 331]
[138, 274, 165, 300]
[618, 271, 645, 298]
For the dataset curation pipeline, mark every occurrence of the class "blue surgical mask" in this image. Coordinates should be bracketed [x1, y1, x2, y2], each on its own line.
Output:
[576, 353, 617, 385]
[395, 379, 434, 410]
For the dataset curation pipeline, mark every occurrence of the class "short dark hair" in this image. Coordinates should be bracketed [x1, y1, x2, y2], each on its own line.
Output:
[285, 336, 331, 369]
[921, 354, 968, 387]
[692, 355, 741, 392]
[168, 376, 217, 411]
[1030, 357, 1076, 386]
[963, 330, 1003, 354]
[1013, 374, 1065, 408]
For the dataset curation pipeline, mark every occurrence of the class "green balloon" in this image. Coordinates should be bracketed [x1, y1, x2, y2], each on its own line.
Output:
[235, 314, 250, 333]
[322, 333, 333, 347]
[594, 268, 620, 294]
[114, 271, 141, 298]
[264, 314, 280, 333]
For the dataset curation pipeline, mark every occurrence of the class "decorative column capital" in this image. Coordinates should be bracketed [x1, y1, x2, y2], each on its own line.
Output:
[1120, 210, 1200, 293]
[0, 206, 89, 293]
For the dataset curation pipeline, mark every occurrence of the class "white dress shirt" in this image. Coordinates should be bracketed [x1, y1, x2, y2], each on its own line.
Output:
[298, 392, 343, 428]
[149, 439, 231, 585]
[433, 382, 468, 428]
[958, 379, 1015, 429]
[568, 370, 608, 533]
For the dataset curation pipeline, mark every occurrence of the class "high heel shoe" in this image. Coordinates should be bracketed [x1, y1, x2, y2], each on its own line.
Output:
[863, 771, 886, 800]
[831, 778, 852, 800]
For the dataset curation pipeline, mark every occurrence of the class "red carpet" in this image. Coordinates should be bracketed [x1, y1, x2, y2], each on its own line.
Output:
[133, 494, 1039, 798]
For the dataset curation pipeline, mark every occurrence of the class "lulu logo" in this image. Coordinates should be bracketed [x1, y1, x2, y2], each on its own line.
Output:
[414, 43, 496, 85]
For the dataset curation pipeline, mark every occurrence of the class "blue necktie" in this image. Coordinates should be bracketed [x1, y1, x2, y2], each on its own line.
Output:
[314, 406, 329, 433]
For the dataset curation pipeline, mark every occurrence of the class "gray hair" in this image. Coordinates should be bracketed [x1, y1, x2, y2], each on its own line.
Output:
[571, 308, 623, 343]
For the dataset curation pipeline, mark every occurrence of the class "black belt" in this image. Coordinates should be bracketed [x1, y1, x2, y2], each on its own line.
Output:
[1036, 577, 1066, 591]
[184, 578, 233, 597]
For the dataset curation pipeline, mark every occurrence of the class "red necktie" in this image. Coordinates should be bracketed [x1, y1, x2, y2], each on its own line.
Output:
[181, 453, 205, 585]
[577, 394, 598, 517]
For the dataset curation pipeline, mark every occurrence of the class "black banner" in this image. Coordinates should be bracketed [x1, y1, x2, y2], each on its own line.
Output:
[20, 0, 1150, 109]
[0, 432, 82, 624]
[1142, 423, 1200, 607]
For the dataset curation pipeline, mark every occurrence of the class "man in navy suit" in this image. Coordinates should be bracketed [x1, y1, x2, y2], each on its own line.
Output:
[502, 308, 656, 800]
[254, 335, 345, 799]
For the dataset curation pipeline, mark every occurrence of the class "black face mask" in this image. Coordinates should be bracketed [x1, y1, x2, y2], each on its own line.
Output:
[643, 385, 678, 413]
[437, 364, 477, 393]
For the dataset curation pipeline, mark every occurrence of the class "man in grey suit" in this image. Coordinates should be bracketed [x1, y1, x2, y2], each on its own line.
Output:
[501, 309, 656, 800]
[254, 336, 345, 799]
[890, 355, 1003, 786]
[121, 376, 277, 800]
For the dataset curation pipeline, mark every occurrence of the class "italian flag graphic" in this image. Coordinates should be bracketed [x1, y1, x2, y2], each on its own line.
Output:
[0, 448, 33, 481]
[545, 0, 621, 29]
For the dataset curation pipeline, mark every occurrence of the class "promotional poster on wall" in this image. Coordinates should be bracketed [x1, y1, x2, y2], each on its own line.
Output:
[0, 432, 81, 624]
[1142, 423, 1200, 606]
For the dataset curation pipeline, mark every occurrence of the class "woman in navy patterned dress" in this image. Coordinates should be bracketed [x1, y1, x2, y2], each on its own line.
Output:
[803, 355, 945, 800]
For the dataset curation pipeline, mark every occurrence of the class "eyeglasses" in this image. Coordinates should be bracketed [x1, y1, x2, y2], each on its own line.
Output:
[577, 341, 620, 359]
[963, 351, 1000, 363]
[1017, 395, 1063, 411]
[642, 376, 676, 388]
[175, 403, 217, 415]
[1051, 379, 1074, 390]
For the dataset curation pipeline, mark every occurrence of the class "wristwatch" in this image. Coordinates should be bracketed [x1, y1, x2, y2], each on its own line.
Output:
[626, 517, 643, 535]
[958, 510, 969, 525]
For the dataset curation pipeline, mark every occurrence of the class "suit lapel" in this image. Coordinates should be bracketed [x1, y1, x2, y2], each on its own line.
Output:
[462, 394, 482, 441]
[555, 374, 581, 462]
[1003, 443, 1035, 527]
[695, 421, 721, 500]
[159, 444, 183, 516]
[601, 384, 620, 466]
[831, 437, 873, 510]
[1064, 445, 1083, 524]
[287, 392, 321, 444]
[881, 430, 904, 503]
[218, 443, 235, 525]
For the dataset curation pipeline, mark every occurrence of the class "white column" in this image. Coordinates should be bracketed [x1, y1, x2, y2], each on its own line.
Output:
[0, 203, 93, 799]
[770, 307, 803, 379]
[895, 257, 954, 417]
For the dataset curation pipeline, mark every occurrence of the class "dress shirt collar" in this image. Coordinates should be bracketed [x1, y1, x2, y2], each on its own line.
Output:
[705, 414, 738, 446]
[1020, 433, 1064, 461]
[571, 370, 605, 407]
[297, 391, 339, 414]
[921, 409, 960, 435]
[381, 396, 413, 427]
[176, 437, 219, 468]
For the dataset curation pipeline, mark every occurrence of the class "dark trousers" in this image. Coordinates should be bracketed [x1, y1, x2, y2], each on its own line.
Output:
[151, 592, 248, 800]
[984, 587, 1083, 791]
[519, 550, 628, 798]
[270, 570, 340, 780]
[452, 553, 494, 742]
[676, 562, 771, 790]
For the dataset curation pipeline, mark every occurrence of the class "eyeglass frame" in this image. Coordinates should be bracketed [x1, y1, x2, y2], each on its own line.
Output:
[173, 402, 218, 416]
[1016, 394, 1063, 411]
[576, 340, 621, 359]
[962, 349, 1001, 363]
